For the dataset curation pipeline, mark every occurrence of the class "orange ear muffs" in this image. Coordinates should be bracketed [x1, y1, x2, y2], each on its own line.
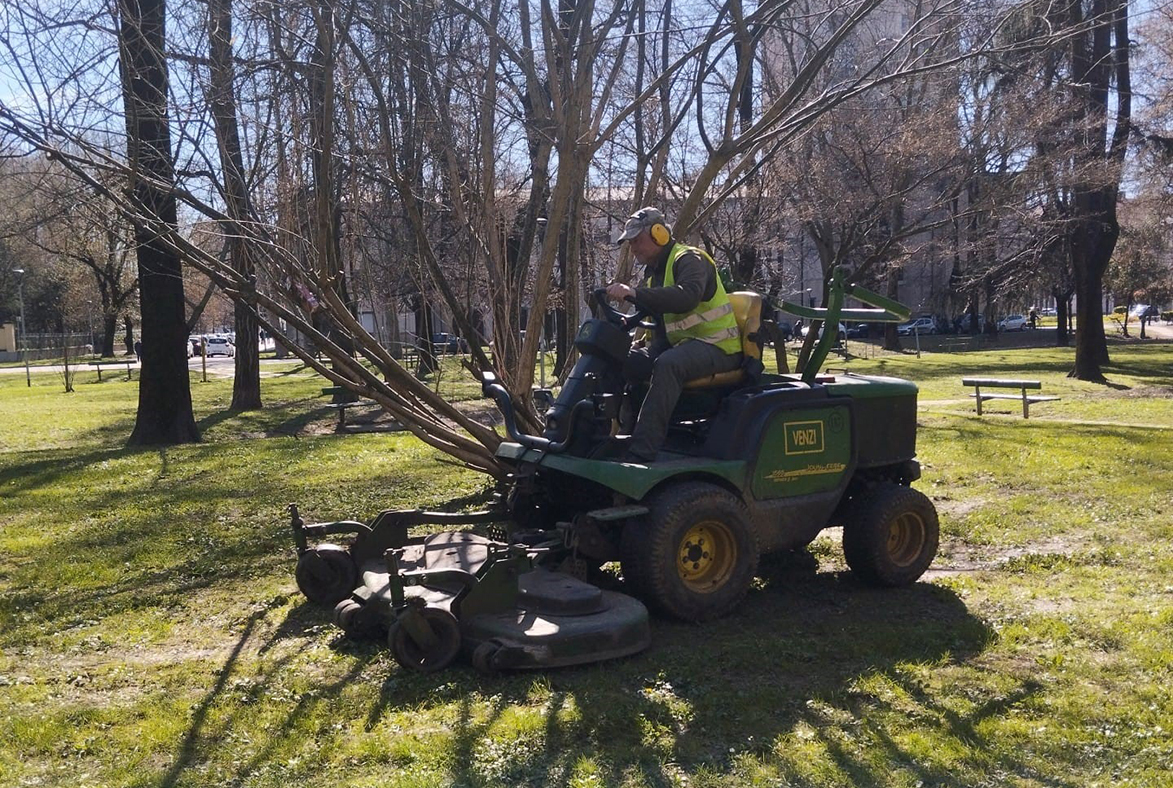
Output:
[649, 222, 670, 246]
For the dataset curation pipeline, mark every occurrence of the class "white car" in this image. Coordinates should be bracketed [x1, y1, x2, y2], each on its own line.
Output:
[204, 336, 236, 357]
[998, 314, 1029, 331]
[897, 317, 935, 336]
[800, 322, 847, 339]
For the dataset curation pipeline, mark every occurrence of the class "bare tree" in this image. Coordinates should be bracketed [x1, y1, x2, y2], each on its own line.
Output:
[119, 0, 201, 444]
[0, 159, 139, 356]
[1, 0, 1042, 473]
[206, 0, 261, 409]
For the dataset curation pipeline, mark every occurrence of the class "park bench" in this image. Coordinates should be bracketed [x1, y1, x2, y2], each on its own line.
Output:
[88, 359, 136, 381]
[321, 386, 370, 428]
[961, 377, 1059, 419]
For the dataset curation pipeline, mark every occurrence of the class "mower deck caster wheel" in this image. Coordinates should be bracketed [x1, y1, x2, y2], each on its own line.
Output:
[295, 544, 358, 607]
[472, 641, 500, 673]
[471, 638, 515, 673]
[333, 597, 384, 640]
[388, 608, 462, 673]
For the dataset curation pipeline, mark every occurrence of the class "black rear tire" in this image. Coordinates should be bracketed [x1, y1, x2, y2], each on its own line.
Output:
[295, 545, 358, 607]
[621, 482, 758, 621]
[842, 484, 938, 586]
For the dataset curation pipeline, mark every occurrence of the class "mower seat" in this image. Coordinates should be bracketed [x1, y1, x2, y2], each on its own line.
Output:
[683, 291, 764, 390]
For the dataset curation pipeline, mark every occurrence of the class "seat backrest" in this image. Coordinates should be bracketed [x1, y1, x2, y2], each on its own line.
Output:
[727, 291, 763, 359]
[680, 291, 764, 391]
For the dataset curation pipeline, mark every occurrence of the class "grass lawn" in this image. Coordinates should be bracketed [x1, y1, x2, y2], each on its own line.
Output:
[1, 341, 1172, 787]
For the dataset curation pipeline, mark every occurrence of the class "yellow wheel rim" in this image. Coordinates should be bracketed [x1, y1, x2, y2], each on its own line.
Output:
[887, 511, 927, 567]
[677, 520, 737, 592]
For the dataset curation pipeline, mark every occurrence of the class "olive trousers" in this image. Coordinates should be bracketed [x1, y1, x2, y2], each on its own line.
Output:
[622, 339, 741, 461]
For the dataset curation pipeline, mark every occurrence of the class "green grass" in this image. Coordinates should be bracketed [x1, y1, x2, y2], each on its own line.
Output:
[2, 344, 1172, 787]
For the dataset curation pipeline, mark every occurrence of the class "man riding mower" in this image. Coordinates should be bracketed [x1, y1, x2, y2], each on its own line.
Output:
[290, 229, 939, 673]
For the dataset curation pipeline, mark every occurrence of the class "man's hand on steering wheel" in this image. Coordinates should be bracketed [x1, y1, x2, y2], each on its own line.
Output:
[605, 282, 635, 303]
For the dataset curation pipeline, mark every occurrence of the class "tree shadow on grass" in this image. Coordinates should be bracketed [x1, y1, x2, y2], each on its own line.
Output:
[269, 555, 1006, 788]
[194, 403, 328, 438]
[150, 599, 381, 788]
[271, 363, 312, 377]
[0, 444, 141, 495]
[132, 548, 1091, 787]
[195, 407, 243, 434]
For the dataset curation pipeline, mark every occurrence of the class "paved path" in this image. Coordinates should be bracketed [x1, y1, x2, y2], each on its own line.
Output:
[919, 400, 1173, 431]
[1135, 321, 1172, 340]
[0, 356, 292, 377]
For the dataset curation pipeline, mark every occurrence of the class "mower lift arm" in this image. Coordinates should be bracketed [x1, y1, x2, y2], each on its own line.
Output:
[779, 268, 911, 383]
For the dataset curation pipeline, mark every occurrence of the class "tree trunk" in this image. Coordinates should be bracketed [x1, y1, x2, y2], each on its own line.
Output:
[119, 0, 201, 445]
[1053, 287, 1072, 346]
[101, 314, 117, 357]
[982, 274, 998, 336]
[883, 268, 901, 351]
[1065, 0, 1128, 380]
[208, 0, 261, 410]
[1070, 241, 1110, 381]
[415, 296, 437, 376]
[553, 216, 570, 378]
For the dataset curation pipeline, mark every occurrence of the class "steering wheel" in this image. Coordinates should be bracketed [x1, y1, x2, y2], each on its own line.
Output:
[592, 287, 648, 331]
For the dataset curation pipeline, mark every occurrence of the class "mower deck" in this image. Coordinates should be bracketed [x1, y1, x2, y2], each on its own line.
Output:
[294, 513, 651, 672]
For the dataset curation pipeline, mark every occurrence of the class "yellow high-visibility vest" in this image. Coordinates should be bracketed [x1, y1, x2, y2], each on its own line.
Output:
[646, 243, 740, 354]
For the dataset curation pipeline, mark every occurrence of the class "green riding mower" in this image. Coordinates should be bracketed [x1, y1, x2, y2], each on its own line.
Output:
[290, 268, 939, 673]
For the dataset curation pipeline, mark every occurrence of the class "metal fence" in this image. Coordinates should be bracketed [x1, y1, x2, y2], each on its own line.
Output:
[7, 332, 96, 362]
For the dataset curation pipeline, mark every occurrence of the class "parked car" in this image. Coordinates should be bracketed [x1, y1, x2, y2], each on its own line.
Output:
[801, 322, 847, 339]
[1129, 304, 1159, 320]
[189, 335, 203, 355]
[897, 317, 936, 336]
[954, 314, 982, 333]
[998, 314, 1029, 331]
[845, 322, 872, 339]
[431, 332, 469, 353]
[204, 336, 235, 357]
[932, 315, 956, 334]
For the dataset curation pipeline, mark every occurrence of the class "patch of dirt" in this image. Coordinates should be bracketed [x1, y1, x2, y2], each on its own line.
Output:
[1114, 385, 1173, 399]
[925, 533, 1088, 579]
[933, 496, 990, 519]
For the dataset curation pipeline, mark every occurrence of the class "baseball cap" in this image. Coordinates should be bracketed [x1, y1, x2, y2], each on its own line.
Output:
[616, 207, 667, 244]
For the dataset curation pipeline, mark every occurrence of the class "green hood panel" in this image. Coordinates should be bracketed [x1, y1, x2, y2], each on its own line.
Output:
[495, 442, 746, 500]
[819, 373, 918, 399]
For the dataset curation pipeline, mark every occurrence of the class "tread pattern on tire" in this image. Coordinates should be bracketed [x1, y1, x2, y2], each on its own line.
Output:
[621, 481, 759, 622]
[842, 483, 939, 587]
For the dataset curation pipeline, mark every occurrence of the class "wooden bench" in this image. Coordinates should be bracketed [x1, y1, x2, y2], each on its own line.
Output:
[88, 359, 136, 381]
[961, 377, 1059, 419]
[321, 386, 368, 428]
